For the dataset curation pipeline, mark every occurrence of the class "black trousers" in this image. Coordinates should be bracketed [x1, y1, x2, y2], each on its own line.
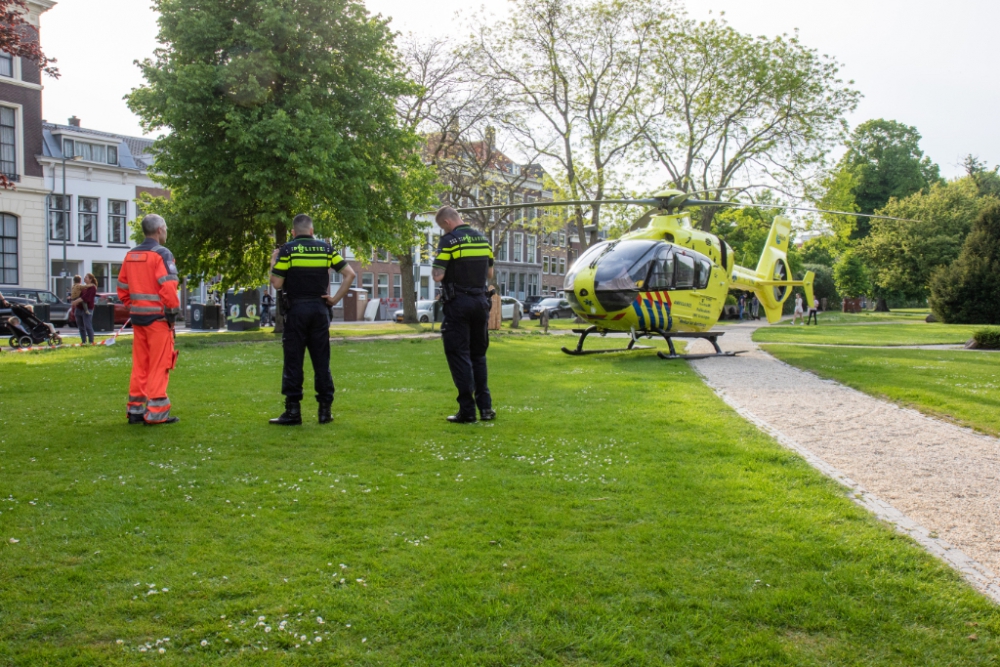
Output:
[281, 299, 334, 403]
[442, 292, 492, 416]
[807, 309, 818, 325]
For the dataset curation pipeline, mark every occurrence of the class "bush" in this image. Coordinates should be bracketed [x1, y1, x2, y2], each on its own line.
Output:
[929, 202, 1000, 324]
[833, 249, 870, 298]
[973, 327, 1000, 349]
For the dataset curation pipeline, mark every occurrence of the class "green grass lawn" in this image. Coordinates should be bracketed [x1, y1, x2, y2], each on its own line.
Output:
[1, 337, 998, 665]
[763, 344, 1000, 437]
[773, 311, 929, 326]
[754, 322, 981, 346]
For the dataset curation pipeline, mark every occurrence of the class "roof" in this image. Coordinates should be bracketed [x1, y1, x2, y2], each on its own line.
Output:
[41, 122, 157, 172]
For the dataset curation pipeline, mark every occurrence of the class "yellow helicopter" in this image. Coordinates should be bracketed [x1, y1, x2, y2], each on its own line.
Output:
[457, 189, 906, 360]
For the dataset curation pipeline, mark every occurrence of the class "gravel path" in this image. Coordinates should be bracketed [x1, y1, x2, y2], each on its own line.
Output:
[688, 322, 1000, 603]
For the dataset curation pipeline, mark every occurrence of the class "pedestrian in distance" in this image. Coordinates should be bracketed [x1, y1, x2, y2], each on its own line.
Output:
[792, 292, 805, 325]
[807, 297, 820, 325]
[268, 214, 356, 426]
[117, 214, 181, 425]
[432, 206, 496, 424]
[738, 293, 746, 320]
[72, 273, 98, 344]
[261, 290, 274, 327]
[750, 293, 760, 320]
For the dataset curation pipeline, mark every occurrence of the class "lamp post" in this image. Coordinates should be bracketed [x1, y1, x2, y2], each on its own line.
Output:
[59, 153, 82, 297]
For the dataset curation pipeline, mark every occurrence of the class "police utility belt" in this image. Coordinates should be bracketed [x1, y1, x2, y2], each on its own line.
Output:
[441, 284, 495, 301]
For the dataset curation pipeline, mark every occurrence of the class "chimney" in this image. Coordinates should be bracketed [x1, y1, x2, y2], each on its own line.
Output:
[68, 116, 81, 127]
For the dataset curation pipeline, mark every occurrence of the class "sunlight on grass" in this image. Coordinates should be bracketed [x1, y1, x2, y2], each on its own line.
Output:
[1, 337, 997, 665]
[754, 323, 980, 346]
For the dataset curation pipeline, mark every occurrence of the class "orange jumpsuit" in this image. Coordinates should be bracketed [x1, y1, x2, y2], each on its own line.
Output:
[117, 238, 180, 423]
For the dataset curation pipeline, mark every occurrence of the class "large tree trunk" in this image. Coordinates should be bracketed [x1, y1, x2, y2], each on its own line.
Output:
[274, 221, 288, 334]
[874, 298, 890, 312]
[397, 250, 418, 324]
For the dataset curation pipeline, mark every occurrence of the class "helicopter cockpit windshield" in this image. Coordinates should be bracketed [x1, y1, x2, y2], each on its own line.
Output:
[592, 240, 662, 311]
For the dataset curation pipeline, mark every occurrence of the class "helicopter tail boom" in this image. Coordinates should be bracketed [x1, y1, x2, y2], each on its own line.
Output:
[729, 215, 815, 323]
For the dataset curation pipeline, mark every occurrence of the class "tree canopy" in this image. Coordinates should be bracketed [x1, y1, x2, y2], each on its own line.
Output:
[859, 178, 994, 303]
[128, 0, 432, 287]
[836, 119, 941, 239]
[643, 16, 859, 230]
[833, 249, 870, 299]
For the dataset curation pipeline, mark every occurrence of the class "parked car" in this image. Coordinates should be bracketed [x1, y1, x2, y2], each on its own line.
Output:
[500, 296, 523, 320]
[522, 295, 544, 314]
[394, 299, 442, 324]
[530, 297, 574, 319]
[68, 293, 130, 327]
[0, 288, 71, 326]
[0, 296, 37, 334]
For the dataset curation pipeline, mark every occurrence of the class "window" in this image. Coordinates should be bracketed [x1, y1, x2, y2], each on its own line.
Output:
[527, 234, 536, 264]
[542, 256, 549, 274]
[695, 258, 713, 290]
[78, 197, 98, 243]
[0, 213, 17, 284]
[108, 200, 128, 245]
[513, 233, 523, 262]
[559, 258, 566, 275]
[91, 262, 122, 292]
[498, 271, 508, 296]
[0, 53, 12, 78]
[331, 269, 343, 286]
[517, 272, 526, 299]
[393, 274, 402, 299]
[559, 232, 566, 247]
[48, 194, 70, 241]
[420, 275, 429, 300]
[361, 272, 374, 298]
[376, 248, 390, 262]
[0, 106, 16, 180]
[495, 235, 507, 262]
[62, 138, 118, 165]
[646, 245, 674, 290]
[674, 254, 696, 289]
[528, 273, 538, 296]
[377, 273, 389, 299]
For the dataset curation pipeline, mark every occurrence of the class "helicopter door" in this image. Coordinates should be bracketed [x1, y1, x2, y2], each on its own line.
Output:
[645, 244, 674, 291]
[673, 253, 696, 289]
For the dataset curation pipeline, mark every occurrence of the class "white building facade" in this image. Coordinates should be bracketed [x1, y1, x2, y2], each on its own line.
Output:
[39, 119, 159, 296]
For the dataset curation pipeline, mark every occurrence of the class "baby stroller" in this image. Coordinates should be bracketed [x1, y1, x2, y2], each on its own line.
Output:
[7, 304, 62, 348]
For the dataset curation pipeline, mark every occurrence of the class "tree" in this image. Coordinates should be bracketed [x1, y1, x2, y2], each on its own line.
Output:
[710, 192, 801, 273]
[128, 0, 431, 288]
[836, 119, 941, 239]
[833, 249, 870, 299]
[466, 0, 663, 247]
[803, 263, 837, 306]
[929, 202, 1000, 324]
[964, 154, 1000, 199]
[0, 0, 58, 189]
[643, 16, 859, 231]
[859, 178, 993, 304]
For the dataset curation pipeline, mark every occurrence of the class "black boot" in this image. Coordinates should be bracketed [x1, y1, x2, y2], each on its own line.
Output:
[270, 399, 302, 426]
[318, 400, 333, 424]
[480, 409, 497, 421]
[128, 413, 145, 425]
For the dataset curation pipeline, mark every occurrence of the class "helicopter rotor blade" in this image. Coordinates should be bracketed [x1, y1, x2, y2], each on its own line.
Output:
[677, 199, 918, 223]
[433, 194, 918, 224]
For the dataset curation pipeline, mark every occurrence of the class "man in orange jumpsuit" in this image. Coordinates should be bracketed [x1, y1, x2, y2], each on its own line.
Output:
[117, 214, 181, 425]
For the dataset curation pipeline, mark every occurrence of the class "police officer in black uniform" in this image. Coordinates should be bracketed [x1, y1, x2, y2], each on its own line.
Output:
[432, 206, 496, 423]
[269, 214, 356, 425]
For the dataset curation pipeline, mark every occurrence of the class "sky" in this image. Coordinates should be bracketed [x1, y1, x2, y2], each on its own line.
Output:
[38, 0, 1000, 180]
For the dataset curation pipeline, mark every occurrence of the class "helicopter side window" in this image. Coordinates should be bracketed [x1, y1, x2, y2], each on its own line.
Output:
[645, 245, 673, 291]
[674, 254, 696, 289]
[694, 258, 713, 290]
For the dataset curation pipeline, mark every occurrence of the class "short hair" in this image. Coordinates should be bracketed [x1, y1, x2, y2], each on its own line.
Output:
[292, 214, 313, 234]
[141, 214, 166, 236]
[435, 206, 461, 225]
[73, 275, 82, 284]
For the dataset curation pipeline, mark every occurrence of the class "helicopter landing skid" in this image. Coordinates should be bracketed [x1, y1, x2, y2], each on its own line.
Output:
[560, 326, 654, 356]
[653, 329, 746, 361]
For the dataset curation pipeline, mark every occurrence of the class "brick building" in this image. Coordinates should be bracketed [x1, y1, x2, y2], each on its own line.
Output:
[0, 0, 56, 290]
